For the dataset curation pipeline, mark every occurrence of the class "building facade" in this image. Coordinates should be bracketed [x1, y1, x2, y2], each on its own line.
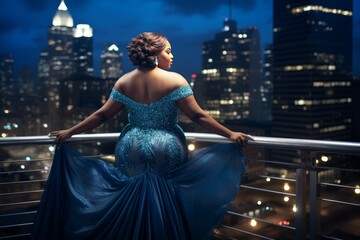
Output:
[101, 44, 123, 80]
[272, 0, 353, 161]
[261, 44, 273, 122]
[200, 19, 262, 123]
[74, 24, 94, 76]
[0, 54, 15, 113]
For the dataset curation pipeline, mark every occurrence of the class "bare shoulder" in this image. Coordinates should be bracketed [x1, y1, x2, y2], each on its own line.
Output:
[165, 71, 188, 88]
[113, 71, 134, 91]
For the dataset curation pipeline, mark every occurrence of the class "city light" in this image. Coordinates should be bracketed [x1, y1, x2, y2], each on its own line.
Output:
[355, 185, 360, 195]
[278, 221, 290, 226]
[250, 219, 257, 227]
[292, 5, 352, 16]
[284, 196, 290, 202]
[42, 166, 50, 173]
[284, 183, 290, 191]
[188, 144, 195, 151]
[292, 205, 297, 212]
[321, 155, 329, 162]
[108, 44, 119, 51]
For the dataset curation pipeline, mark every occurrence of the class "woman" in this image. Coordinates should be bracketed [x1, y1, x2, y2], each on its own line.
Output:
[32, 32, 253, 240]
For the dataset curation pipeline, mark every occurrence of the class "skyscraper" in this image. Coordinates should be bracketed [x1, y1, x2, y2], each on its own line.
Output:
[39, 0, 75, 121]
[59, 74, 127, 134]
[74, 24, 94, 76]
[47, 0, 75, 85]
[200, 19, 262, 123]
[261, 44, 273, 122]
[36, 0, 97, 130]
[101, 44, 123, 79]
[38, 50, 50, 90]
[272, 0, 353, 161]
[0, 54, 15, 112]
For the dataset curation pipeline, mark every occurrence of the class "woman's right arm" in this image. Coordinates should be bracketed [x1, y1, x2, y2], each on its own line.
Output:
[177, 95, 253, 147]
[49, 99, 124, 145]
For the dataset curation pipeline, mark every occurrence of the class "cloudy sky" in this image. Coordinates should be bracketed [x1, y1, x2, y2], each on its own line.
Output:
[0, 0, 359, 79]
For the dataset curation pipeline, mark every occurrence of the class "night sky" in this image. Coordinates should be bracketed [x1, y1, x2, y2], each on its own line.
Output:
[0, 0, 359, 79]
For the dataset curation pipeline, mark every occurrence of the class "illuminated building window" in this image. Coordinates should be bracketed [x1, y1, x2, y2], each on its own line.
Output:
[292, 5, 352, 16]
[294, 98, 351, 106]
[284, 64, 336, 71]
[226, 68, 237, 73]
[320, 125, 347, 133]
[202, 69, 218, 74]
[313, 81, 351, 87]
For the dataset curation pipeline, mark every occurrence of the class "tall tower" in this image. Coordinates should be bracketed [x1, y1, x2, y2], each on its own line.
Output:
[261, 44, 273, 122]
[272, 0, 353, 161]
[74, 24, 94, 76]
[0, 54, 15, 114]
[101, 44, 123, 79]
[47, 0, 75, 84]
[201, 19, 262, 123]
[38, 50, 50, 92]
[38, 0, 75, 130]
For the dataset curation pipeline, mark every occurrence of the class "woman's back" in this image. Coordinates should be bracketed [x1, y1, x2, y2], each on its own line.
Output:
[115, 68, 185, 105]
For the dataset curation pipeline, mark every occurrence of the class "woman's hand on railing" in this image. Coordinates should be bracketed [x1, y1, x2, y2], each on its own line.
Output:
[49, 130, 73, 145]
[229, 132, 254, 148]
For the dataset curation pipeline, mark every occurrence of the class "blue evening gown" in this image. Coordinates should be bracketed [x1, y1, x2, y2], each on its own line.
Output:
[31, 84, 246, 240]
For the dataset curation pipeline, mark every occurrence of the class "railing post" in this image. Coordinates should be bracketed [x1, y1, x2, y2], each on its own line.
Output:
[295, 152, 307, 240]
[310, 167, 320, 239]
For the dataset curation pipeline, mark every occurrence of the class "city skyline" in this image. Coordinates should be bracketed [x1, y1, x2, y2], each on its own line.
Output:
[0, 0, 359, 80]
[1, 1, 359, 239]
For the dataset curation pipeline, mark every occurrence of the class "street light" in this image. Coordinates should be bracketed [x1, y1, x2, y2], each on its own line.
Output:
[188, 143, 195, 151]
[250, 219, 257, 227]
[355, 185, 360, 194]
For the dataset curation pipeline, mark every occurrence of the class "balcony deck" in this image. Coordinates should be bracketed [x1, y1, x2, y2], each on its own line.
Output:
[1, 133, 359, 239]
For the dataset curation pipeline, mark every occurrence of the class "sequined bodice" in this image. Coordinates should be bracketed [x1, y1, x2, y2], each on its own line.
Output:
[110, 84, 193, 130]
[109, 84, 193, 177]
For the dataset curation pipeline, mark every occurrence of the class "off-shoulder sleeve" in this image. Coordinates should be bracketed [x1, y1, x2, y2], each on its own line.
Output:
[171, 84, 193, 101]
[109, 88, 127, 104]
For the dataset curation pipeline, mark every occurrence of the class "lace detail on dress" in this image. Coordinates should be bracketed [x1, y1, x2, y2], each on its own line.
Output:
[115, 127, 184, 177]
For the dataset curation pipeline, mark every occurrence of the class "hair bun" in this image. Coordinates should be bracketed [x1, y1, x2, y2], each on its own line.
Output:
[127, 32, 167, 68]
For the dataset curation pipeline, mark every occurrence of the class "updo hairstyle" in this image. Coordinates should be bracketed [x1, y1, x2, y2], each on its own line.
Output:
[127, 32, 168, 68]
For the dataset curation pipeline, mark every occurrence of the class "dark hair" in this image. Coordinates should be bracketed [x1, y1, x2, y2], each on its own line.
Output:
[127, 32, 168, 68]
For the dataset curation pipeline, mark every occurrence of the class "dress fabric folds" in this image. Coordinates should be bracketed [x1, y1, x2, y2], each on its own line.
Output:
[31, 84, 246, 240]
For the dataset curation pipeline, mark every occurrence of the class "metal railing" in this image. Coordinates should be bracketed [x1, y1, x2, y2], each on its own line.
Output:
[1, 133, 360, 239]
